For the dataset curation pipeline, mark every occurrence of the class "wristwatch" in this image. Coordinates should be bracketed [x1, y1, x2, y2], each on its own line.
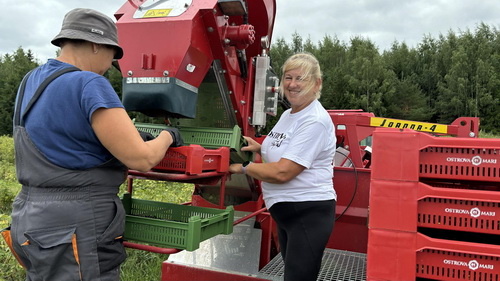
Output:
[241, 161, 252, 174]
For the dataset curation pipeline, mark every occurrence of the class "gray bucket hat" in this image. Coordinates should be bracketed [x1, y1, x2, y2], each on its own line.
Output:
[51, 8, 124, 59]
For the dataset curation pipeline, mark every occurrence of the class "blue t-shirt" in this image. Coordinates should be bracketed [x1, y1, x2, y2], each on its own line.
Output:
[18, 59, 124, 169]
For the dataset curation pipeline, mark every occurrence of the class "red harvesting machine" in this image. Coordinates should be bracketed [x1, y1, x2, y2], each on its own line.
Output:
[113, 1, 500, 280]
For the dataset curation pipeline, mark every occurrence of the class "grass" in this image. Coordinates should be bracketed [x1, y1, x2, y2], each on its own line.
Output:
[479, 129, 499, 138]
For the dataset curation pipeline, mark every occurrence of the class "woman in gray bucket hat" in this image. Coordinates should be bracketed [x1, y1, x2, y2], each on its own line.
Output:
[2, 8, 182, 281]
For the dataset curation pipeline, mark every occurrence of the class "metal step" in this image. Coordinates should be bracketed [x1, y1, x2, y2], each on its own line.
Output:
[257, 248, 367, 281]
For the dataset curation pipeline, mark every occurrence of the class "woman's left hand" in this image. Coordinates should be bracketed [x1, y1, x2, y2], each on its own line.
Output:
[228, 163, 243, 174]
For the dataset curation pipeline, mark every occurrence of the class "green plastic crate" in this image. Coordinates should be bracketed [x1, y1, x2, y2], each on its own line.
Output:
[121, 193, 234, 251]
[134, 122, 251, 163]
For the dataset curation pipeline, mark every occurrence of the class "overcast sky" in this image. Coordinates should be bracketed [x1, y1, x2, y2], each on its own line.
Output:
[1, 0, 499, 63]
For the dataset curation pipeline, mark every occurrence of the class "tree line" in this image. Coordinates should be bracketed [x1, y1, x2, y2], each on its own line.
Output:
[1, 23, 498, 136]
[270, 23, 499, 134]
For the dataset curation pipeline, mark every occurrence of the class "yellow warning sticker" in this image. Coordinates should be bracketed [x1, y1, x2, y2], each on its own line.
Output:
[143, 9, 172, 18]
[370, 117, 448, 134]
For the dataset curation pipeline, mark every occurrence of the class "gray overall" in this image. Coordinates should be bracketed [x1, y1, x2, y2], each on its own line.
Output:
[8, 67, 128, 281]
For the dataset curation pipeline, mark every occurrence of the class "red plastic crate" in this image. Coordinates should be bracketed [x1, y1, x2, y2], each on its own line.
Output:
[367, 229, 500, 281]
[153, 145, 230, 175]
[417, 249, 500, 281]
[369, 180, 500, 235]
[419, 197, 500, 235]
[371, 128, 500, 182]
[420, 146, 499, 182]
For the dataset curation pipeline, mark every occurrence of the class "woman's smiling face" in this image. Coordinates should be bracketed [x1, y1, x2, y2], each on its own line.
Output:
[283, 68, 320, 113]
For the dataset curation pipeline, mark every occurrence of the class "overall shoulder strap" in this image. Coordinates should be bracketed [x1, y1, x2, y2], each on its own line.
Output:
[15, 66, 80, 126]
[13, 69, 34, 126]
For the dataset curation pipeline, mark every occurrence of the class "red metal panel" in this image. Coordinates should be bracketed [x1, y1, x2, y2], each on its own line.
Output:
[162, 261, 271, 281]
[244, 0, 276, 58]
[448, 117, 480, 137]
[330, 113, 376, 168]
[115, 1, 215, 84]
[328, 168, 371, 253]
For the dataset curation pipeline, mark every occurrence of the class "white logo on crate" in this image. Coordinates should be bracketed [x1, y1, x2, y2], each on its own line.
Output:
[446, 155, 497, 166]
[443, 259, 494, 271]
[444, 207, 496, 218]
[470, 207, 482, 218]
[469, 260, 479, 271]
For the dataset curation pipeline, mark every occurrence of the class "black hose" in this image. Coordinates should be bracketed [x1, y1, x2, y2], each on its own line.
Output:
[334, 150, 358, 221]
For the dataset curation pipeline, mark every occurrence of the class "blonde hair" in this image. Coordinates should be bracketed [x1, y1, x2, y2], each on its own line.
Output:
[279, 52, 323, 99]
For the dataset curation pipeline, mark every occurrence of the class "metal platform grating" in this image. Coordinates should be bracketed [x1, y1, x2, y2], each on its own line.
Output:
[257, 249, 366, 281]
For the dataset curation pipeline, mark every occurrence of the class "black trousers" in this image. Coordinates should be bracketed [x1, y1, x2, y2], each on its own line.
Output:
[269, 199, 335, 281]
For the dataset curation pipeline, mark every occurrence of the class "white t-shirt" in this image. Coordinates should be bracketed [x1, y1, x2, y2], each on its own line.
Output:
[261, 99, 337, 209]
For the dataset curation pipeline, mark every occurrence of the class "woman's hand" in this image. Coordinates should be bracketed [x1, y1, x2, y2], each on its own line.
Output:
[229, 163, 243, 174]
[241, 136, 261, 153]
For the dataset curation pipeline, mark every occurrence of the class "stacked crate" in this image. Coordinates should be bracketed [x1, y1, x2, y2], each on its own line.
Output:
[367, 128, 500, 281]
[121, 123, 245, 251]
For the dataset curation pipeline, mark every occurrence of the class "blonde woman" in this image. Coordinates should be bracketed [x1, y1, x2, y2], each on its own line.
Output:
[230, 52, 336, 281]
